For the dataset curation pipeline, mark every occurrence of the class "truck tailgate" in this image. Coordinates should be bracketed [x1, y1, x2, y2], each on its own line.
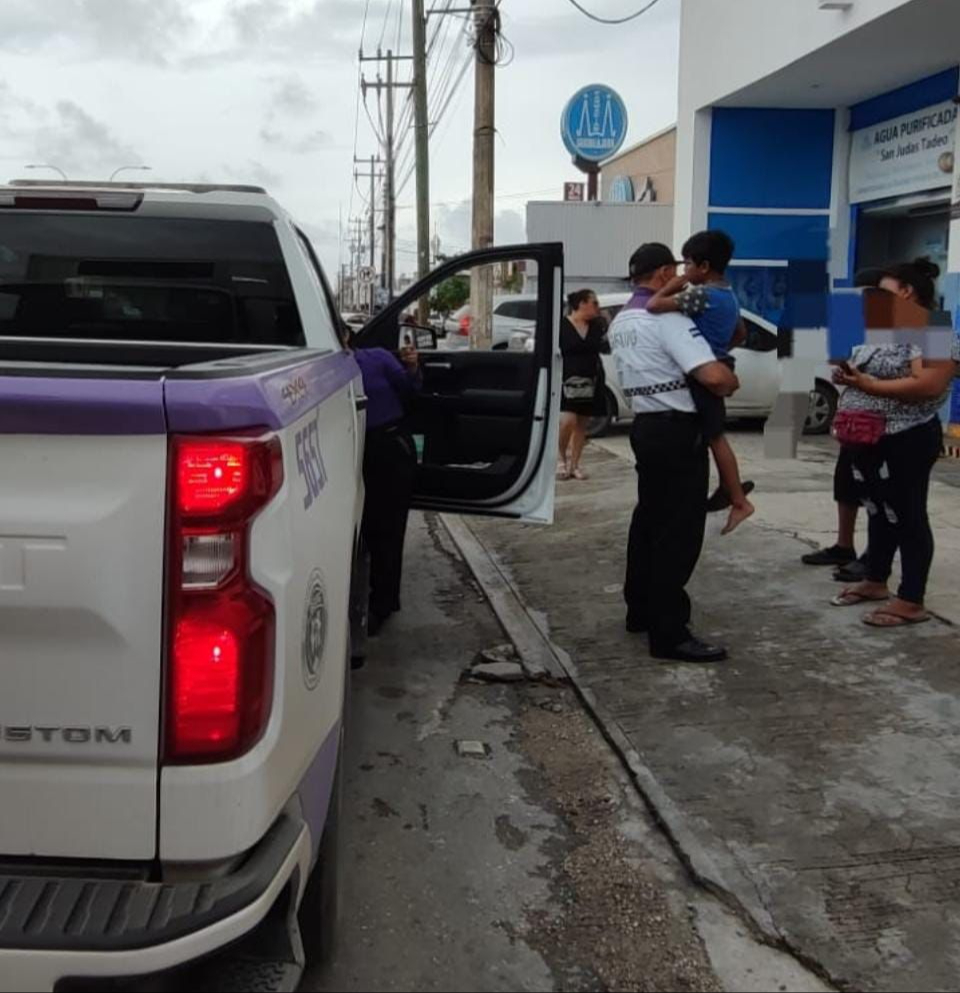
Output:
[0, 430, 166, 860]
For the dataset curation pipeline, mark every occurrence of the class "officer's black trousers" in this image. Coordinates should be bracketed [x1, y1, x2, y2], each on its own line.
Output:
[624, 412, 709, 652]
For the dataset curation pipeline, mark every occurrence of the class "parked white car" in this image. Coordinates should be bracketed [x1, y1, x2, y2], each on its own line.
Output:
[588, 292, 839, 436]
[341, 310, 369, 332]
[442, 294, 538, 349]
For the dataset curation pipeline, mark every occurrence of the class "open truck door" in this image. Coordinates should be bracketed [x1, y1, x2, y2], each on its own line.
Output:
[355, 243, 563, 523]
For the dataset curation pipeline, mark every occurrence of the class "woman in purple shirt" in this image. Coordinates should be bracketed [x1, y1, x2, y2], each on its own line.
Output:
[352, 341, 422, 635]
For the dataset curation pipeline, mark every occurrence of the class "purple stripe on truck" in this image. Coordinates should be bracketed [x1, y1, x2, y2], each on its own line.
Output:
[298, 721, 341, 859]
[0, 349, 359, 435]
[0, 376, 167, 434]
[164, 349, 360, 433]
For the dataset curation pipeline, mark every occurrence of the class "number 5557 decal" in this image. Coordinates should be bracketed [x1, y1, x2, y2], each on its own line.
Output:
[296, 416, 328, 510]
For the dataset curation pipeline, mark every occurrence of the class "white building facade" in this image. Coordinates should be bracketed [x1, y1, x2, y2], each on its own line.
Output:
[675, 1, 959, 408]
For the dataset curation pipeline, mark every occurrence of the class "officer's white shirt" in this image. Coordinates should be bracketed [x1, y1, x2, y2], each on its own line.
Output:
[609, 302, 718, 414]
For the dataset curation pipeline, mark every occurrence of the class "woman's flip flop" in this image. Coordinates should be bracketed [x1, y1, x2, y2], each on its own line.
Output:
[862, 609, 931, 628]
[830, 590, 890, 607]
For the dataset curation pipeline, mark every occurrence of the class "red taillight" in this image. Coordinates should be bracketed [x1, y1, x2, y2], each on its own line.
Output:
[458, 315, 471, 336]
[165, 433, 283, 764]
[172, 619, 240, 753]
[177, 442, 248, 514]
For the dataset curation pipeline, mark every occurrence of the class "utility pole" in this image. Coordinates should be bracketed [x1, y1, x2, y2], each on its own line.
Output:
[351, 216, 364, 310]
[412, 0, 431, 323]
[355, 153, 384, 313]
[470, 0, 498, 350]
[360, 49, 413, 306]
[385, 50, 397, 302]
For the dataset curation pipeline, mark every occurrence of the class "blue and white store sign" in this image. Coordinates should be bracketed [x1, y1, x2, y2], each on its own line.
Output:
[561, 85, 628, 163]
[849, 100, 957, 203]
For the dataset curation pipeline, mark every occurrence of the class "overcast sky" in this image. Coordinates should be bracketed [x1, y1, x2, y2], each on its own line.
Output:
[0, 0, 680, 275]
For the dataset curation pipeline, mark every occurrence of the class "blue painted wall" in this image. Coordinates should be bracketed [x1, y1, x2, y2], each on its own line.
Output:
[710, 108, 835, 210]
[849, 67, 959, 132]
[708, 213, 831, 262]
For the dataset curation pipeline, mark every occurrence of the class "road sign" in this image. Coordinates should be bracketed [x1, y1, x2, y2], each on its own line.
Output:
[561, 85, 628, 163]
[563, 182, 585, 202]
[358, 265, 376, 286]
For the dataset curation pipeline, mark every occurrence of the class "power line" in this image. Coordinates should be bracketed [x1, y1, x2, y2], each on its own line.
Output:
[395, 48, 471, 197]
[379, 0, 395, 46]
[394, 14, 470, 196]
[563, 0, 663, 24]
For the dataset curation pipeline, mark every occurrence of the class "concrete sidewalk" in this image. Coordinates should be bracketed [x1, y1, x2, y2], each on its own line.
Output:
[465, 441, 960, 993]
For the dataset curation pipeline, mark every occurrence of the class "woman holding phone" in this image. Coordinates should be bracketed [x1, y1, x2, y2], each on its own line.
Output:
[830, 258, 959, 627]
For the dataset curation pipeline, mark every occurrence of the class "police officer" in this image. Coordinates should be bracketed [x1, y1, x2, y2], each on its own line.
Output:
[608, 244, 739, 662]
[351, 340, 421, 636]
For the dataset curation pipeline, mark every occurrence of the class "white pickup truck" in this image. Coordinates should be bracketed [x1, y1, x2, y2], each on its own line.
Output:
[0, 181, 562, 991]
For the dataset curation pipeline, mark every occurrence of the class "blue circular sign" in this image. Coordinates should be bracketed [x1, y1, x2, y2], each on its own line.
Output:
[561, 84, 628, 163]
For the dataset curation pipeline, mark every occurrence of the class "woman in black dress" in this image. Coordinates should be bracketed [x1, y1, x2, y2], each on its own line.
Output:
[559, 289, 607, 480]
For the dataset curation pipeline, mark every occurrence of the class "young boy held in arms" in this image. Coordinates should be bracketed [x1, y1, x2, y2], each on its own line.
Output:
[647, 230, 755, 535]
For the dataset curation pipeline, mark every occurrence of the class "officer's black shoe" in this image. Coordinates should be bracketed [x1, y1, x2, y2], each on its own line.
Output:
[652, 637, 728, 663]
[625, 613, 647, 634]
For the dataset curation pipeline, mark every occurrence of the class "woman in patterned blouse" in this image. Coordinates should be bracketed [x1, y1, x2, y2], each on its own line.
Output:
[831, 258, 959, 627]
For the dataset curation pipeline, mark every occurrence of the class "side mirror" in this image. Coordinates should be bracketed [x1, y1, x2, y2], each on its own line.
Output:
[400, 324, 438, 352]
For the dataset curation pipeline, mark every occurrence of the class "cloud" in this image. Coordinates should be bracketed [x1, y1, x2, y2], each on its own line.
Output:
[260, 126, 332, 154]
[0, 0, 196, 64]
[257, 73, 330, 154]
[434, 199, 526, 254]
[222, 159, 284, 189]
[267, 76, 320, 118]
[0, 80, 46, 132]
[190, 0, 391, 66]
[24, 101, 141, 177]
[502, 2, 678, 59]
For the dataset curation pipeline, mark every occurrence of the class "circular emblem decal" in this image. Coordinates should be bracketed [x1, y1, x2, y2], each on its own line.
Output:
[302, 570, 328, 690]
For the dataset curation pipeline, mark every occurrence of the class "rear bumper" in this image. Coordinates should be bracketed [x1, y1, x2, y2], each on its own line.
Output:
[0, 816, 310, 993]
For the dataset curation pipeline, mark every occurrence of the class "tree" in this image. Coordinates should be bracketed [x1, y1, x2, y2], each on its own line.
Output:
[430, 275, 470, 318]
[501, 270, 524, 294]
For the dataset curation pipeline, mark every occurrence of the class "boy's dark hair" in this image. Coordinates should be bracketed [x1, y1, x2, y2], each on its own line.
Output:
[682, 230, 736, 275]
[567, 288, 595, 312]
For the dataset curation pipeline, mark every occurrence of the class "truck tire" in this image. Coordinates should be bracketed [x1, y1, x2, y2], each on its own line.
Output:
[298, 727, 343, 967]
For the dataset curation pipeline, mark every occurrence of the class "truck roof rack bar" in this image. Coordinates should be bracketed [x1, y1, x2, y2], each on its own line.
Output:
[6, 180, 268, 195]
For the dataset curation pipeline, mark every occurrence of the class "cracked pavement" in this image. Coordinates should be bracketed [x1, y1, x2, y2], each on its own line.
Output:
[466, 430, 960, 993]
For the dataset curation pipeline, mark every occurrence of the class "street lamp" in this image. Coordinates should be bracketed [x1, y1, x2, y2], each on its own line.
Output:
[109, 165, 152, 182]
[24, 164, 68, 181]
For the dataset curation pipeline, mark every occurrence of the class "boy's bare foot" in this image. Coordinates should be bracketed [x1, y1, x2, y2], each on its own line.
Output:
[722, 499, 755, 535]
